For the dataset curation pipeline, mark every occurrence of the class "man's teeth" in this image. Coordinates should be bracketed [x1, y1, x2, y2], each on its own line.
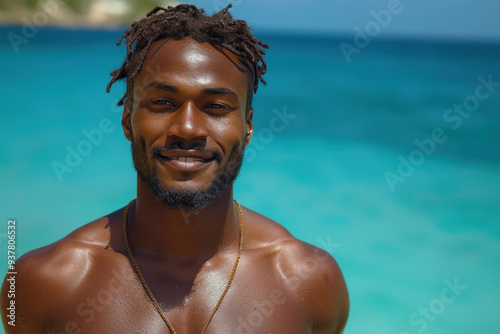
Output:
[170, 157, 203, 162]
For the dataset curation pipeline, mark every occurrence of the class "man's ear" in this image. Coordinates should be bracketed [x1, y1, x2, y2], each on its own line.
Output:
[122, 102, 132, 141]
[245, 108, 254, 146]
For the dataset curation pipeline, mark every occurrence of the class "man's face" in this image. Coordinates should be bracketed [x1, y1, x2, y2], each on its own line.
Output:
[122, 38, 253, 211]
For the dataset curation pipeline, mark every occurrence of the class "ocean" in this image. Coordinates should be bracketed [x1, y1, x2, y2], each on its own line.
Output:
[1, 26, 499, 333]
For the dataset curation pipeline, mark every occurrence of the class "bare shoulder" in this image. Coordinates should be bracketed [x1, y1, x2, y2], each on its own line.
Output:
[0, 208, 124, 333]
[242, 206, 350, 333]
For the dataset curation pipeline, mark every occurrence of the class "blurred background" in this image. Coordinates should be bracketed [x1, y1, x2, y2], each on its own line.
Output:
[0, 0, 180, 26]
[1, 0, 499, 333]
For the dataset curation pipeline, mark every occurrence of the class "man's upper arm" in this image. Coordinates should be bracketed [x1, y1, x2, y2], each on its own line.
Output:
[1, 252, 52, 333]
[304, 247, 350, 334]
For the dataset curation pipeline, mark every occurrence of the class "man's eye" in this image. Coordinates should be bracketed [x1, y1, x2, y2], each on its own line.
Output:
[205, 103, 236, 111]
[149, 99, 174, 106]
[206, 103, 227, 109]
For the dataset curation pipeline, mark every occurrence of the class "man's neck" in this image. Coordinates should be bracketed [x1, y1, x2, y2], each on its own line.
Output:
[127, 180, 239, 266]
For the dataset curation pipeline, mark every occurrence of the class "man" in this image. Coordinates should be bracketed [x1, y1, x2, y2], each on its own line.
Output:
[1, 4, 349, 333]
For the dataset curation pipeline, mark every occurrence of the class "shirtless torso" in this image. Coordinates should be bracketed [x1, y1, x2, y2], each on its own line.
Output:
[3, 204, 348, 333]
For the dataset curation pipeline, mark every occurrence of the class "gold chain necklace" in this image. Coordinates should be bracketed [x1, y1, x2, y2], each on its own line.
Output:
[122, 199, 243, 334]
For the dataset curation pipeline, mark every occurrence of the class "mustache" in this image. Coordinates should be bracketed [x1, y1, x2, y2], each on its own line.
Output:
[151, 142, 223, 163]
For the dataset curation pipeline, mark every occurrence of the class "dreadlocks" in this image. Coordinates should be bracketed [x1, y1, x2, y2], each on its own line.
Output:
[106, 4, 268, 110]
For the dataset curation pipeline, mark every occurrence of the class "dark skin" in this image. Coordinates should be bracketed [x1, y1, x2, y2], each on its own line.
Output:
[1, 39, 349, 333]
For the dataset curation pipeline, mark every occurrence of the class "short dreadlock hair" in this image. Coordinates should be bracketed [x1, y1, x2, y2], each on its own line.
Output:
[106, 4, 268, 112]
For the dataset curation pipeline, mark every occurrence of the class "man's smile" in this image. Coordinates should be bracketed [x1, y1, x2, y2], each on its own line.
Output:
[156, 149, 218, 172]
[168, 157, 204, 162]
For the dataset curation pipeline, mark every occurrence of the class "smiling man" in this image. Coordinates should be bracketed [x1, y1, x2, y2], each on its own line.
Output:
[1, 4, 348, 334]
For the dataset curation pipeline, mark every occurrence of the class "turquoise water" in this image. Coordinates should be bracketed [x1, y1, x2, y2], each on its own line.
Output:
[1, 26, 500, 333]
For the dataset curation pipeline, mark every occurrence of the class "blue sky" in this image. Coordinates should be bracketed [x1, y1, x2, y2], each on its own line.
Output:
[190, 0, 500, 41]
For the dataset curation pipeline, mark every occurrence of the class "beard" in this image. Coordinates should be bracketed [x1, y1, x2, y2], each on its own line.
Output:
[131, 136, 245, 212]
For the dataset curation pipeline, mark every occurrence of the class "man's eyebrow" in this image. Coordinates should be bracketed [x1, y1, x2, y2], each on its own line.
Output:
[143, 82, 178, 92]
[142, 83, 238, 99]
[202, 87, 238, 98]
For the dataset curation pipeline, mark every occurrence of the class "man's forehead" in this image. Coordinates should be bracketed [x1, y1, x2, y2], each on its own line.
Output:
[134, 38, 248, 88]
[141, 38, 245, 75]
[148, 38, 207, 61]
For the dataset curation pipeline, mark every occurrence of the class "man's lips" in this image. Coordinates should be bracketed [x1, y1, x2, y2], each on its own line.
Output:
[168, 156, 205, 162]
[157, 149, 216, 162]
[156, 150, 217, 171]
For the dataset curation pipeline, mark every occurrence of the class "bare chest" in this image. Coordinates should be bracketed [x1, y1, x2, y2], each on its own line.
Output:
[49, 261, 311, 334]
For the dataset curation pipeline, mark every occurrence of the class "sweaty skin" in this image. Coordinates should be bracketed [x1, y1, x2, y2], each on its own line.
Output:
[1, 39, 349, 334]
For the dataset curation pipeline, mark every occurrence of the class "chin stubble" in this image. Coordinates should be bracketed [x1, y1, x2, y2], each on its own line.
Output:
[131, 137, 245, 212]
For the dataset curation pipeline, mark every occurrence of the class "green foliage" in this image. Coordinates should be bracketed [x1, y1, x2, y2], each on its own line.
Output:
[63, 1, 89, 15]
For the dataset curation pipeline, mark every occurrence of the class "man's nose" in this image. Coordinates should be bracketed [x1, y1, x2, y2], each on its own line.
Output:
[166, 101, 207, 143]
